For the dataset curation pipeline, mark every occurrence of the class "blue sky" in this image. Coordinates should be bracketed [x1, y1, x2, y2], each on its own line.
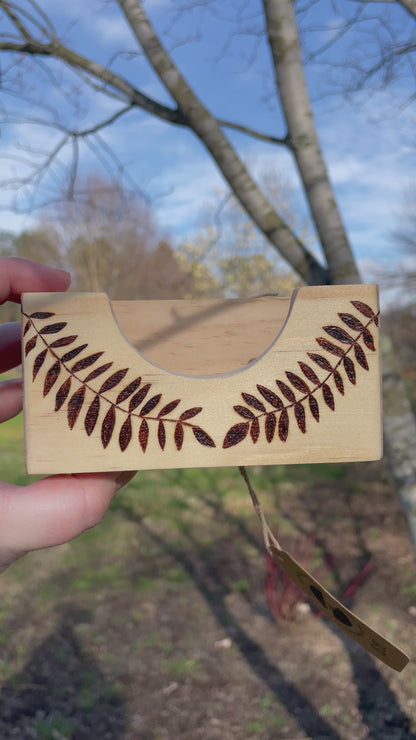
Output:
[0, 0, 415, 282]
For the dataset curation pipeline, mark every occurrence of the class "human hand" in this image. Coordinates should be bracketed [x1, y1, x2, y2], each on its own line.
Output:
[0, 257, 135, 573]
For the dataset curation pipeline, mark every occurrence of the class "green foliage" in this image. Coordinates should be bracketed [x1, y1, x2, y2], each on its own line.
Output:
[165, 657, 201, 676]
[31, 713, 76, 740]
[231, 578, 250, 592]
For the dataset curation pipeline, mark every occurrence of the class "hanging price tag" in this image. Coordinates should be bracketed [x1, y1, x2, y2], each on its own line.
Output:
[270, 547, 409, 672]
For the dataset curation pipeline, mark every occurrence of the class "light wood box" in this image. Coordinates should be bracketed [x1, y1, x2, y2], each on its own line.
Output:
[21, 285, 382, 474]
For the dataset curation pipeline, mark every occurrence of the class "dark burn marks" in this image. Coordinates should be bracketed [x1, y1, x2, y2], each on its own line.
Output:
[222, 299, 378, 448]
[24, 298, 378, 455]
[24, 311, 214, 453]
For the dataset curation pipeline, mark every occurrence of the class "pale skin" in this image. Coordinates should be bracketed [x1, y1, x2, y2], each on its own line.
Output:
[0, 257, 135, 574]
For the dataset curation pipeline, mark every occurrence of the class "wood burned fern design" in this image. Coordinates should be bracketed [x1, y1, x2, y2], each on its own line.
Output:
[23, 298, 379, 456]
[23, 312, 215, 452]
[223, 300, 379, 448]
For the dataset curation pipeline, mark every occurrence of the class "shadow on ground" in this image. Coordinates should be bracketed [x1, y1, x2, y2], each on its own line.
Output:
[0, 608, 127, 740]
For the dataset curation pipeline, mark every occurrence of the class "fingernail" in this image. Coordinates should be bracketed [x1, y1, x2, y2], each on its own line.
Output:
[55, 268, 71, 282]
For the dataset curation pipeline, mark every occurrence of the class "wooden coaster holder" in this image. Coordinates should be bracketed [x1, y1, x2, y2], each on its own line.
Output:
[21, 284, 382, 475]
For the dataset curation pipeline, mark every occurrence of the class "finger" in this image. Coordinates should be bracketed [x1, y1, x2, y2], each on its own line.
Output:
[0, 257, 71, 305]
[0, 322, 21, 373]
[0, 471, 136, 565]
[0, 378, 23, 422]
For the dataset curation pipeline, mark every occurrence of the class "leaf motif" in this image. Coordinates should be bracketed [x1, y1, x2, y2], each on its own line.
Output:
[101, 405, 116, 448]
[307, 353, 333, 373]
[55, 378, 71, 412]
[30, 311, 55, 319]
[129, 384, 151, 412]
[265, 412, 276, 443]
[315, 337, 344, 357]
[351, 300, 378, 326]
[275, 380, 296, 403]
[158, 420, 166, 450]
[241, 392, 266, 412]
[295, 402, 306, 433]
[286, 371, 310, 395]
[354, 344, 369, 370]
[223, 422, 249, 449]
[298, 361, 320, 385]
[140, 394, 161, 417]
[23, 320, 31, 336]
[343, 356, 356, 385]
[323, 325, 354, 344]
[50, 335, 78, 348]
[179, 407, 202, 421]
[362, 328, 375, 351]
[278, 409, 289, 442]
[68, 386, 86, 429]
[193, 426, 216, 447]
[250, 418, 260, 444]
[309, 395, 320, 422]
[174, 422, 184, 451]
[338, 312, 366, 333]
[39, 322, 67, 335]
[116, 377, 142, 404]
[43, 360, 60, 397]
[61, 344, 88, 363]
[84, 362, 113, 383]
[234, 405, 256, 420]
[119, 415, 132, 451]
[139, 418, 149, 452]
[334, 370, 344, 395]
[99, 368, 129, 393]
[33, 349, 47, 380]
[256, 384, 283, 410]
[158, 399, 181, 417]
[71, 352, 104, 373]
[25, 335, 37, 356]
[85, 395, 100, 436]
[322, 383, 335, 410]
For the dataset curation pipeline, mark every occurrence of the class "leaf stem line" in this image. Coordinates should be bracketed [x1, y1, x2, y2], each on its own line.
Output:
[23, 312, 203, 430]
[239, 312, 379, 421]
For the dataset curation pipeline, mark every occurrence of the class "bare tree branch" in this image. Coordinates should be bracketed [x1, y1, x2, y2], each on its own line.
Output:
[0, 41, 291, 147]
[0, 37, 189, 124]
[1, 0, 32, 40]
[217, 119, 288, 146]
[116, 0, 327, 284]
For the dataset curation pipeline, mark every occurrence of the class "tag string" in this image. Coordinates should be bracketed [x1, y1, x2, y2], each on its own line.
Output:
[238, 466, 410, 673]
[238, 466, 281, 553]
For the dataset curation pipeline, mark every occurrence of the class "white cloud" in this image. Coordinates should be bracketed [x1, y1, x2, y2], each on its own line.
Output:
[313, 92, 416, 262]
[94, 15, 136, 46]
[150, 156, 226, 235]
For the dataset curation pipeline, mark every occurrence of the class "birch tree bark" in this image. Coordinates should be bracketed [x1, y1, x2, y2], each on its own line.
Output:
[262, 0, 416, 547]
[262, 0, 360, 285]
[115, 0, 326, 285]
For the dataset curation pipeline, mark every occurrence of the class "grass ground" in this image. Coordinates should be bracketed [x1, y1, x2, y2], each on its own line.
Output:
[0, 412, 415, 739]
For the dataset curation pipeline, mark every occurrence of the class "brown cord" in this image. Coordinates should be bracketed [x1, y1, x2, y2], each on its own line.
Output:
[238, 466, 282, 554]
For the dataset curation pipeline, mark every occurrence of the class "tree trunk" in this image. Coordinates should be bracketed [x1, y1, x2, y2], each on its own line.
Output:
[263, 0, 416, 552]
[116, 0, 328, 286]
[263, 0, 360, 285]
[382, 334, 416, 552]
